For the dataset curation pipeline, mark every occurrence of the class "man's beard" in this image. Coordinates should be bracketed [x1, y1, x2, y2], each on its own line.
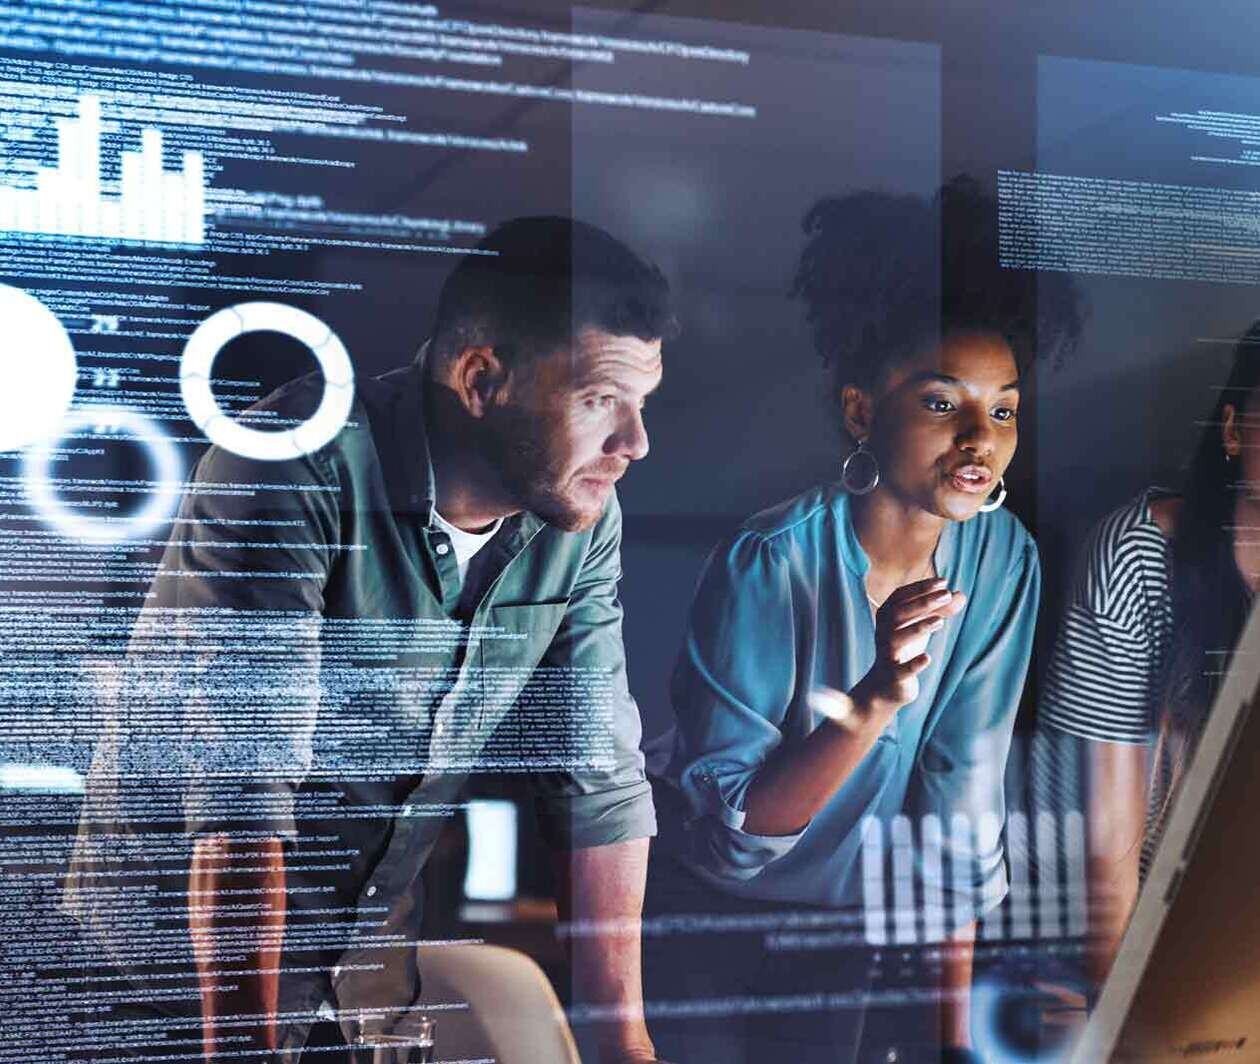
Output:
[479, 402, 601, 533]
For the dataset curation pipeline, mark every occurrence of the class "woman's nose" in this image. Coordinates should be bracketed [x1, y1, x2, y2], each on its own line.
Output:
[956, 411, 995, 456]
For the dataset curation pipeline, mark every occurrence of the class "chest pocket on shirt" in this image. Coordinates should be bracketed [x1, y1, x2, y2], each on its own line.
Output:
[472, 601, 569, 732]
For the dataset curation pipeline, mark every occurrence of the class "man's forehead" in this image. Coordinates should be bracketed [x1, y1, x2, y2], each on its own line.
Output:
[569, 329, 663, 377]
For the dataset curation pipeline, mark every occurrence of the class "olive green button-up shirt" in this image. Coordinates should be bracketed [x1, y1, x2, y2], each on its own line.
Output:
[63, 354, 655, 1053]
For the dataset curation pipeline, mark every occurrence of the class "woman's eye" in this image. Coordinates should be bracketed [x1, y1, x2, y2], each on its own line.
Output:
[992, 406, 1018, 422]
[923, 395, 954, 414]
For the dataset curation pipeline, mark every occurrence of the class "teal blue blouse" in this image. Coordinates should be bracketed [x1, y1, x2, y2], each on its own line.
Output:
[662, 483, 1039, 920]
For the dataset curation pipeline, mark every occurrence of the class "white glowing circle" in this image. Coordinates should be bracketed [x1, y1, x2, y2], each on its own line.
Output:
[970, 974, 1068, 1064]
[23, 406, 183, 543]
[0, 285, 78, 453]
[179, 302, 354, 461]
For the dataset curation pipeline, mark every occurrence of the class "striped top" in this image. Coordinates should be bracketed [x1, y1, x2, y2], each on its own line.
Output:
[1040, 489, 1174, 744]
[1034, 489, 1175, 880]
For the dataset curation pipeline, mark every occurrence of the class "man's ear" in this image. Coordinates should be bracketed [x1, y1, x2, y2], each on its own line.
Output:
[1222, 402, 1243, 460]
[840, 384, 875, 443]
[449, 345, 511, 418]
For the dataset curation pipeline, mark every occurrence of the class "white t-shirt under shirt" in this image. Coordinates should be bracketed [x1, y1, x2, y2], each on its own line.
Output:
[431, 508, 503, 585]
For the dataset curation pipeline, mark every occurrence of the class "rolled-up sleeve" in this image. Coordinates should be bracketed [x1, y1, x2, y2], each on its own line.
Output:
[906, 539, 1040, 929]
[529, 494, 656, 850]
[669, 530, 808, 881]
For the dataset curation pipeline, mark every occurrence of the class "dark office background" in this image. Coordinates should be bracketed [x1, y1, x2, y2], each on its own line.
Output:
[46, 0, 1260, 797]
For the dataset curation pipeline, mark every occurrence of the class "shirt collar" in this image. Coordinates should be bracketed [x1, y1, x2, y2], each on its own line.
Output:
[833, 486, 956, 581]
[392, 341, 439, 527]
[834, 489, 869, 578]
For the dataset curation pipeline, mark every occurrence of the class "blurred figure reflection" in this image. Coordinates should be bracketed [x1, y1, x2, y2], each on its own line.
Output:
[1033, 320, 1260, 994]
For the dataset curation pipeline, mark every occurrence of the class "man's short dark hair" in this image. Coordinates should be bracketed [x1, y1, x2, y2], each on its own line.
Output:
[790, 175, 1084, 390]
[430, 216, 678, 370]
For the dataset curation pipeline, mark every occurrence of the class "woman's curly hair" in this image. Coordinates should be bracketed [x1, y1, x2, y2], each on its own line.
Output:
[790, 175, 1084, 392]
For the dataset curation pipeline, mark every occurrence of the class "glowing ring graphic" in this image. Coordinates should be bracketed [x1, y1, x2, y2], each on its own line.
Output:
[0, 284, 78, 453]
[23, 406, 183, 543]
[971, 973, 1074, 1064]
[179, 302, 354, 461]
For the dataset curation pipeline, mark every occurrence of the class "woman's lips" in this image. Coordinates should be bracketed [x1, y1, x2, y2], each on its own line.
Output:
[946, 465, 993, 494]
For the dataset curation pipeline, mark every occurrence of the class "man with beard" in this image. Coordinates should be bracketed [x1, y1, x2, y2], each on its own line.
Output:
[65, 217, 677, 1063]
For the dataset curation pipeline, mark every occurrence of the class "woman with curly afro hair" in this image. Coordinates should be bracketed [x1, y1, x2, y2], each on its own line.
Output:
[645, 177, 1083, 1063]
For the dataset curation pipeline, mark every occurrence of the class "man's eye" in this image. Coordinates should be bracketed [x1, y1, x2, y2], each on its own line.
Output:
[992, 406, 1018, 422]
[584, 395, 617, 410]
[923, 395, 954, 414]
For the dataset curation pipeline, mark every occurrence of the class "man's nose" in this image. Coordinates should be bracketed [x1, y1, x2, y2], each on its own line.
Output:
[609, 406, 650, 462]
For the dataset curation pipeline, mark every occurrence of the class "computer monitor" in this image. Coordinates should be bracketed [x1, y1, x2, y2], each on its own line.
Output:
[1072, 605, 1260, 1062]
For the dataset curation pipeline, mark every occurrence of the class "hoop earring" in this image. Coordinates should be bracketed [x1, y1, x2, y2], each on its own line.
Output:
[841, 440, 880, 495]
[979, 477, 1007, 513]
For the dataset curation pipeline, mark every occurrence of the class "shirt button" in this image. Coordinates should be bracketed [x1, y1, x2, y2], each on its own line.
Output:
[435, 542, 450, 556]
[366, 885, 377, 897]
[434, 721, 445, 736]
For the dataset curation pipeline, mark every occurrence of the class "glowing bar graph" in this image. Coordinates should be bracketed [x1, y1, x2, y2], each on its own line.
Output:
[1036, 809, 1061, 939]
[950, 812, 973, 941]
[1064, 809, 1088, 937]
[0, 95, 205, 244]
[921, 813, 946, 942]
[1007, 811, 1035, 939]
[891, 814, 917, 945]
[860, 808, 1090, 945]
[861, 816, 888, 946]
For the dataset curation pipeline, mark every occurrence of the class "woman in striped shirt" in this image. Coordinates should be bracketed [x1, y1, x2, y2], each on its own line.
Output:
[1035, 320, 1260, 989]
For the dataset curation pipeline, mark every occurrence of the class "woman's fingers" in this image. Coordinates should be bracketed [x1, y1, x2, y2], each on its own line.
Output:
[863, 577, 964, 712]
[896, 651, 931, 675]
[881, 578, 947, 619]
[878, 587, 966, 636]
[888, 614, 944, 663]
[884, 577, 962, 613]
[857, 646, 933, 715]
[887, 576, 947, 603]
[892, 591, 963, 632]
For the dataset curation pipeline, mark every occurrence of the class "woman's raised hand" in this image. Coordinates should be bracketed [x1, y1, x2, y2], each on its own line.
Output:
[853, 577, 965, 718]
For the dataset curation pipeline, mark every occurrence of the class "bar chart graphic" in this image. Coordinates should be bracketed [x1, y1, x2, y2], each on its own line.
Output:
[0, 95, 206, 245]
[861, 809, 1089, 945]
